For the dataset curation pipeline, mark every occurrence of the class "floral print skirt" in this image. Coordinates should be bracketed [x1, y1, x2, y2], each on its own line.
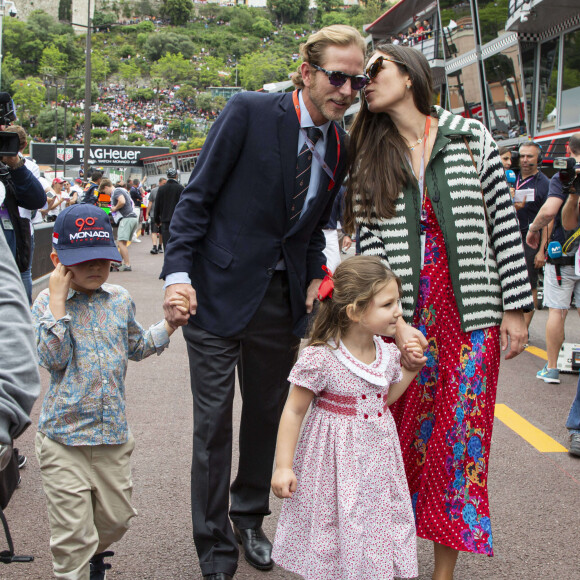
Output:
[390, 197, 500, 556]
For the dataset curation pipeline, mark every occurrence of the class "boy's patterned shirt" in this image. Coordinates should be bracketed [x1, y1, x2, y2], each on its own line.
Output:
[32, 283, 169, 446]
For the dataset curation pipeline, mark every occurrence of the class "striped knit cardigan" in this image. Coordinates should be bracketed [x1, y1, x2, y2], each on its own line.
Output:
[356, 106, 534, 332]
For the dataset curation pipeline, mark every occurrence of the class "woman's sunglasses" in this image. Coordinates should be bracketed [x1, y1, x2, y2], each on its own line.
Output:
[311, 64, 369, 91]
[366, 56, 407, 80]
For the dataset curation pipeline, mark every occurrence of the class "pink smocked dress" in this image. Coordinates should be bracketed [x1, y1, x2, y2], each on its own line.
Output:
[272, 338, 418, 580]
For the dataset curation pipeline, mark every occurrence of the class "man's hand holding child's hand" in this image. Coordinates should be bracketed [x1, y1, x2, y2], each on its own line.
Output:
[164, 289, 190, 335]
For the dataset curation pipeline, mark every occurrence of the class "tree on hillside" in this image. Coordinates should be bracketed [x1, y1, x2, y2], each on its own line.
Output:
[238, 51, 292, 91]
[10, 77, 46, 120]
[145, 33, 197, 61]
[317, 0, 343, 12]
[267, 0, 309, 24]
[151, 52, 195, 86]
[161, 0, 193, 25]
[39, 46, 69, 77]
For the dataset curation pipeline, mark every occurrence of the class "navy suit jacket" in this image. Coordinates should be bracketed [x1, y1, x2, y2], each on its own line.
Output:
[161, 91, 348, 338]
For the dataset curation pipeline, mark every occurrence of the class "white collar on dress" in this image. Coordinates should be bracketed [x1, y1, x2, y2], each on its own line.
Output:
[327, 336, 390, 387]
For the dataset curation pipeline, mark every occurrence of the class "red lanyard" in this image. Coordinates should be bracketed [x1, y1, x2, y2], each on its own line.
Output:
[292, 90, 340, 190]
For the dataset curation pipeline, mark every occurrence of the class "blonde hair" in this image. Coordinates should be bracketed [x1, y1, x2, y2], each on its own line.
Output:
[292, 25, 366, 89]
[308, 256, 402, 348]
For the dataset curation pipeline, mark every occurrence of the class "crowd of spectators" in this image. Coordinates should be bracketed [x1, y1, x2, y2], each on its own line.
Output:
[388, 20, 433, 47]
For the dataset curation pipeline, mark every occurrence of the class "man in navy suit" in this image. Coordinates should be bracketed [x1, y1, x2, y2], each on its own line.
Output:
[161, 25, 367, 580]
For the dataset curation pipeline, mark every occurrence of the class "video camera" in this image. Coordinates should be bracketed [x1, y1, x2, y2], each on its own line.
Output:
[0, 92, 20, 157]
[554, 157, 580, 194]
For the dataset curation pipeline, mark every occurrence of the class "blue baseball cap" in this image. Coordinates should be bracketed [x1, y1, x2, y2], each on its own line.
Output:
[52, 205, 122, 266]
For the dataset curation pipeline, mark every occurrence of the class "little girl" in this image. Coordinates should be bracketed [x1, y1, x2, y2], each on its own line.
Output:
[271, 256, 425, 580]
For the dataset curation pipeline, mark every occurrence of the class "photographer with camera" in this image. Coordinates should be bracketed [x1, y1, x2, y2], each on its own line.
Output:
[0, 94, 46, 278]
[527, 134, 580, 392]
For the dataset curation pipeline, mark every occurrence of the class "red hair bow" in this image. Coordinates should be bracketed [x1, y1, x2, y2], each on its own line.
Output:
[317, 265, 334, 301]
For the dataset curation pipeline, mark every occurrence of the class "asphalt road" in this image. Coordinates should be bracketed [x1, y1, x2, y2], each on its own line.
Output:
[5, 238, 580, 579]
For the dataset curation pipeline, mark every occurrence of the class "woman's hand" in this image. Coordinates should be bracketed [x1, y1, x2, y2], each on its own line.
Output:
[500, 310, 528, 360]
[395, 319, 427, 370]
[271, 467, 297, 499]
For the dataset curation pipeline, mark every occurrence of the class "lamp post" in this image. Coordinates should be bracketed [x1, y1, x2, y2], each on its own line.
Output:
[0, 0, 17, 90]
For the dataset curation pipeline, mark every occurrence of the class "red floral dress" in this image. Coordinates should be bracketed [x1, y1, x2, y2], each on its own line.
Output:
[390, 196, 501, 556]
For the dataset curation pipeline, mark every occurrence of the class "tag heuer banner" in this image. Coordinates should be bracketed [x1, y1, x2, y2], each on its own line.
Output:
[30, 144, 170, 167]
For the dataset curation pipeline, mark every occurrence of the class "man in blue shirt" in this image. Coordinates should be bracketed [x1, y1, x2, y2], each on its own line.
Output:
[515, 142, 550, 328]
[527, 134, 580, 386]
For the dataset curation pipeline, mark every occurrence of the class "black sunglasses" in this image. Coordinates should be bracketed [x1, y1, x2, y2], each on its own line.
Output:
[311, 64, 369, 91]
[366, 56, 407, 80]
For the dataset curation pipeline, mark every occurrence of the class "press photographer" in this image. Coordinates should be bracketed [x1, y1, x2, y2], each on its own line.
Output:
[0, 93, 46, 274]
[526, 133, 580, 395]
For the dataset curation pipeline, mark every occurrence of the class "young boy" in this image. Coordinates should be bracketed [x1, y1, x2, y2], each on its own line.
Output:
[32, 205, 187, 580]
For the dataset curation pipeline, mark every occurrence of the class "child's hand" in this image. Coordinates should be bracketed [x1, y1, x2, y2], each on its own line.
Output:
[48, 263, 72, 320]
[271, 467, 297, 499]
[402, 339, 426, 369]
[167, 290, 190, 315]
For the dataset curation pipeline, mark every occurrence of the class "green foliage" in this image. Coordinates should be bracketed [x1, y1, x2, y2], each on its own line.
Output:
[127, 132, 145, 142]
[193, 55, 228, 89]
[267, 0, 309, 24]
[93, 12, 118, 29]
[10, 77, 46, 117]
[162, 0, 193, 26]
[238, 51, 292, 91]
[39, 46, 69, 77]
[151, 52, 195, 86]
[128, 88, 156, 101]
[175, 85, 197, 104]
[180, 135, 206, 150]
[152, 138, 173, 147]
[91, 112, 112, 127]
[196, 92, 214, 112]
[91, 128, 109, 140]
[118, 61, 140, 85]
[145, 33, 197, 61]
[136, 20, 155, 33]
[321, 12, 351, 27]
[252, 18, 274, 38]
[37, 106, 67, 139]
[317, 0, 343, 12]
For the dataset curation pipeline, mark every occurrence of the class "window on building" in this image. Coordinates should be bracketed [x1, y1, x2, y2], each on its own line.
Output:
[484, 45, 527, 139]
[520, 42, 536, 137]
[439, 0, 476, 59]
[477, 0, 510, 45]
[560, 28, 580, 128]
[537, 38, 559, 133]
[447, 62, 484, 122]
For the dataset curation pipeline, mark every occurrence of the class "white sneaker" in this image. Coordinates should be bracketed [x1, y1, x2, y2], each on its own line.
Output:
[132, 234, 142, 243]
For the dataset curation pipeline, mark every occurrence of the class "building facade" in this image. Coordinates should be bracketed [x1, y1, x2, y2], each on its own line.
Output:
[365, 0, 580, 163]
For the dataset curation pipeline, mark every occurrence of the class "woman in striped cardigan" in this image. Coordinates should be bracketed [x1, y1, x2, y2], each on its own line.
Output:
[345, 44, 533, 580]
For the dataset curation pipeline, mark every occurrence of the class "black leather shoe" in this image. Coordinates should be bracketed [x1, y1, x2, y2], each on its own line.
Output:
[232, 524, 273, 571]
[203, 574, 233, 580]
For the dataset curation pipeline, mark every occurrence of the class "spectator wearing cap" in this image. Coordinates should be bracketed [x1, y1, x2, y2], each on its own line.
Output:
[72, 178, 84, 202]
[98, 179, 138, 272]
[32, 204, 184, 579]
[153, 168, 183, 252]
[45, 178, 66, 222]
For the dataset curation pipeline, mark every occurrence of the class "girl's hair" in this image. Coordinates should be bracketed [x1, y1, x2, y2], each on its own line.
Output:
[291, 25, 366, 89]
[344, 43, 433, 233]
[308, 256, 402, 348]
[498, 146, 511, 156]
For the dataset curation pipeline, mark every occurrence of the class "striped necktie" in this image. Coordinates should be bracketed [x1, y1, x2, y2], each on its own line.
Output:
[289, 126, 323, 226]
